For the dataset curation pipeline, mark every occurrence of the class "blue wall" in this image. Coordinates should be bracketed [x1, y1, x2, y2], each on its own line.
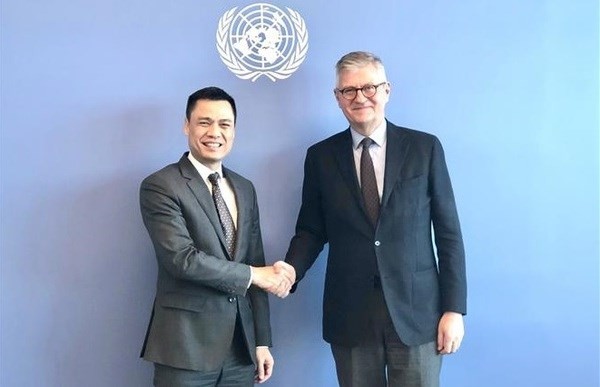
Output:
[1, 1, 598, 386]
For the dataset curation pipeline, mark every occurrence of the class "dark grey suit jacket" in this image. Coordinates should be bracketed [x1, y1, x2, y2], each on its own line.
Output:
[285, 121, 466, 347]
[140, 153, 271, 371]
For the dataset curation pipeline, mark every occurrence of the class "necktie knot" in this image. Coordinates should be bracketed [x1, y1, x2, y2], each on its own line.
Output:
[208, 172, 220, 186]
[361, 137, 374, 149]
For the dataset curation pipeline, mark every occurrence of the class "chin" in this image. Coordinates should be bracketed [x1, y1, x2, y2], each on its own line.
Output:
[352, 113, 374, 122]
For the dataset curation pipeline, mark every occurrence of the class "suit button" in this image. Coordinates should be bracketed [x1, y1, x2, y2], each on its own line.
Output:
[374, 241, 381, 246]
[228, 297, 236, 303]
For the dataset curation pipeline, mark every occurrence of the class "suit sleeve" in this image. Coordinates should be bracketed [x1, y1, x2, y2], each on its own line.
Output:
[244, 184, 272, 347]
[285, 147, 327, 286]
[140, 174, 251, 296]
[429, 136, 467, 314]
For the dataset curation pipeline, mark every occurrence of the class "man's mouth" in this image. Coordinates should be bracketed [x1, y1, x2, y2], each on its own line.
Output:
[203, 142, 223, 149]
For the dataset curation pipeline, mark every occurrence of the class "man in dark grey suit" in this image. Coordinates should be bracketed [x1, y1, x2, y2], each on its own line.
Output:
[284, 52, 467, 387]
[140, 87, 295, 386]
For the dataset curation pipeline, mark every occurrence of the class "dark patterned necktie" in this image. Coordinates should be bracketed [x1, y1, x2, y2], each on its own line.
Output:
[360, 137, 380, 227]
[208, 172, 236, 257]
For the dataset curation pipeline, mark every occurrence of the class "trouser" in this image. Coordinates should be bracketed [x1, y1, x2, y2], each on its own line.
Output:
[331, 284, 442, 387]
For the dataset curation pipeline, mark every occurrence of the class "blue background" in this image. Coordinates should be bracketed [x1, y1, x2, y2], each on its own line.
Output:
[1, 1, 598, 386]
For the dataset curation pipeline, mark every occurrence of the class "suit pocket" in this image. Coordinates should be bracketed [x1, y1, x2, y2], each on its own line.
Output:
[397, 174, 426, 190]
[159, 293, 207, 312]
[387, 175, 428, 217]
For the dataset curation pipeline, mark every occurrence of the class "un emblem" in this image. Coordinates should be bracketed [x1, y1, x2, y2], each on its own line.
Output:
[216, 3, 309, 82]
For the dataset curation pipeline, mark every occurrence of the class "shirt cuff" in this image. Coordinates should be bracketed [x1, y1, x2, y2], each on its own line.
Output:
[247, 266, 253, 289]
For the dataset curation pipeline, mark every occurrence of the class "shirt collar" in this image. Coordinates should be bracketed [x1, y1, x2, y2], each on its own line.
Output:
[350, 119, 387, 150]
[187, 152, 224, 183]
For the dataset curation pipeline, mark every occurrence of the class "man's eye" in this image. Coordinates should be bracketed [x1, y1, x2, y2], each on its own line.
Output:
[362, 85, 376, 93]
[199, 121, 210, 127]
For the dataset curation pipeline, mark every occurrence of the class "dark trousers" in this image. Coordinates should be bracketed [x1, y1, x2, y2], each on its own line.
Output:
[153, 319, 255, 387]
[331, 285, 442, 387]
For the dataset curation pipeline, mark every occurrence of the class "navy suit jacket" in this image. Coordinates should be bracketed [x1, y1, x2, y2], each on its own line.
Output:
[140, 153, 271, 371]
[285, 121, 466, 346]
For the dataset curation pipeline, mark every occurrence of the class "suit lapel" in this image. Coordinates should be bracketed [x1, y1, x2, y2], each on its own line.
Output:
[178, 156, 230, 257]
[333, 129, 363, 208]
[382, 123, 409, 208]
[332, 129, 377, 232]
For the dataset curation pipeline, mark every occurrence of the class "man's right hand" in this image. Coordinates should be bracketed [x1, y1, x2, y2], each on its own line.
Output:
[251, 261, 296, 298]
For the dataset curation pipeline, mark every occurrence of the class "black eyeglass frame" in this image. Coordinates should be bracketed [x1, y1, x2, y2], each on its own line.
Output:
[334, 81, 389, 100]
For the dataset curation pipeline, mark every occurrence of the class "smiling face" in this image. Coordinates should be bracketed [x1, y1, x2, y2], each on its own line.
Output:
[335, 64, 390, 136]
[184, 99, 235, 170]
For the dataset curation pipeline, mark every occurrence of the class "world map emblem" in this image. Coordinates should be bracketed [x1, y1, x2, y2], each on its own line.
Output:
[216, 3, 309, 82]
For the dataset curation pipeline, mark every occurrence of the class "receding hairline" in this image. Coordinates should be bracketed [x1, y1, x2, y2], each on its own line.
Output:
[336, 51, 385, 70]
[335, 51, 387, 84]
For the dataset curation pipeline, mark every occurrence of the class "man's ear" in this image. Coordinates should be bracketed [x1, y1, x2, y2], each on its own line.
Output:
[334, 90, 342, 106]
[183, 119, 190, 135]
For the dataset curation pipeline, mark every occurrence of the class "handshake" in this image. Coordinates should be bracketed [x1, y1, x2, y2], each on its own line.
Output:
[251, 261, 296, 298]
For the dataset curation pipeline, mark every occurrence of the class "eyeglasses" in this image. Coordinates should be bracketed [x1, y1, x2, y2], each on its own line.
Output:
[335, 82, 389, 100]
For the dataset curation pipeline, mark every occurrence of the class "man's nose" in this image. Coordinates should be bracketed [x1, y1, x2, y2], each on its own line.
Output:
[206, 124, 221, 137]
[354, 89, 368, 102]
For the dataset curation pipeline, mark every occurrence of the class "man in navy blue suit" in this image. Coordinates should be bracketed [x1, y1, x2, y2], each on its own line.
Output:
[285, 52, 467, 387]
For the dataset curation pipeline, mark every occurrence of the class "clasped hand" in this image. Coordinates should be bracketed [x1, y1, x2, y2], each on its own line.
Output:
[252, 261, 296, 298]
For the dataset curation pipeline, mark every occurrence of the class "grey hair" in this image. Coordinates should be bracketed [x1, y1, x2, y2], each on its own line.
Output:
[335, 51, 387, 83]
[335, 51, 383, 71]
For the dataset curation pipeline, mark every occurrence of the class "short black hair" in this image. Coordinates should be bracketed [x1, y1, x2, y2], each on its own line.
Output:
[185, 86, 237, 122]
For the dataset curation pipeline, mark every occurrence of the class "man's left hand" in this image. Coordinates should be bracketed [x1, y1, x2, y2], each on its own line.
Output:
[255, 346, 274, 383]
[437, 312, 464, 355]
